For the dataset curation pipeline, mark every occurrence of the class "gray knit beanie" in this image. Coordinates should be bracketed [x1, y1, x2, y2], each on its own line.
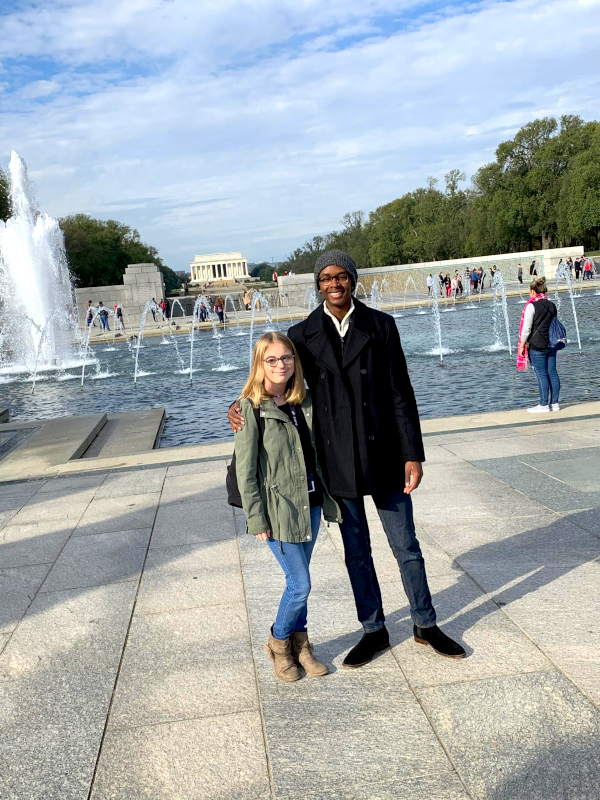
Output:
[314, 250, 358, 292]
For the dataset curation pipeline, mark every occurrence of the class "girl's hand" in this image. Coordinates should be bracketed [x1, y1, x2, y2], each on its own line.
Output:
[254, 531, 270, 541]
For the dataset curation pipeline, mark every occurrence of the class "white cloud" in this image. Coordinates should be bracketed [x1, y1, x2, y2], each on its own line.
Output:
[19, 79, 60, 98]
[0, 0, 599, 268]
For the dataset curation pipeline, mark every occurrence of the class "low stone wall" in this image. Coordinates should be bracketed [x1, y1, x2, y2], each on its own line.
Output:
[75, 263, 165, 325]
[278, 245, 585, 308]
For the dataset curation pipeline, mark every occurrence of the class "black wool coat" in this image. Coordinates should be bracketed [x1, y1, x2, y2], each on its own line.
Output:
[287, 299, 425, 499]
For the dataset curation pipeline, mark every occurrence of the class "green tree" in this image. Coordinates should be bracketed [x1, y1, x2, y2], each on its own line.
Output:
[58, 214, 178, 290]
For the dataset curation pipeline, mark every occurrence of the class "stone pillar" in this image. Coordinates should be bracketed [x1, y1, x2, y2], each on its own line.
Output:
[212, 265, 216, 279]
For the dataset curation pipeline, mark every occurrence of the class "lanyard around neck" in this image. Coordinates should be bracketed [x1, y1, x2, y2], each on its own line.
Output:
[288, 404, 300, 429]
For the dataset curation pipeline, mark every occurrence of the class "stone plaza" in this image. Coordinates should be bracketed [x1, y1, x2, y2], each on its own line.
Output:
[1, 402, 600, 799]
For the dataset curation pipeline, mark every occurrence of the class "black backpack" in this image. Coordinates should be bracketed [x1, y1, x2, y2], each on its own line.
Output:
[226, 406, 264, 508]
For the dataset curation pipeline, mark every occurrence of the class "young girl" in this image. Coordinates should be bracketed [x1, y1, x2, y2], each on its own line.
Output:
[235, 332, 341, 682]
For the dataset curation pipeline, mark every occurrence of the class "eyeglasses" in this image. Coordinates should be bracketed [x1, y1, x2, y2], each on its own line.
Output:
[319, 273, 350, 286]
[264, 355, 295, 367]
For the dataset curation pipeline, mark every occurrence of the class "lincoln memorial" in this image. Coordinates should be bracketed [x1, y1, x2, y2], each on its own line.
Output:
[190, 251, 249, 283]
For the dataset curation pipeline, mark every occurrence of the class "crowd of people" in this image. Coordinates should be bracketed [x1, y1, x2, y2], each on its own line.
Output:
[556, 255, 596, 280]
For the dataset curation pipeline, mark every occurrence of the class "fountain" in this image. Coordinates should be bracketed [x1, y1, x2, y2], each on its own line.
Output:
[224, 294, 241, 334]
[354, 282, 368, 301]
[430, 280, 444, 366]
[134, 300, 162, 384]
[380, 279, 398, 314]
[249, 291, 274, 365]
[555, 263, 582, 353]
[491, 272, 512, 356]
[303, 286, 318, 311]
[0, 152, 77, 379]
[403, 277, 424, 313]
[370, 281, 382, 311]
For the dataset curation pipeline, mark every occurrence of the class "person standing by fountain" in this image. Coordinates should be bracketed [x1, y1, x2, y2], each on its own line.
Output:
[234, 332, 340, 681]
[97, 301, 110, 332]
[427, 274, 434, 297]
[517, 276, 560, 413]
[230, 250, 466, 665]
[517, 264, 523, 285]
[214, 295, 225, 324]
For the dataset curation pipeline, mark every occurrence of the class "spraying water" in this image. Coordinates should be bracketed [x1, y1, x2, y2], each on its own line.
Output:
[249, 292, 274, 365]
[134, 301, 161, 384]
[0, 152, 76, 372]
[304, 286, 318, 311]
[555, 263, 582, 353]
[370, 281, 382, 311]
[491, 272, 512, 356]
[430, 280, 444, 366]
[224, 294, 241, 335]
[403, 277, 423, 311]
[380, 279, 397, 312]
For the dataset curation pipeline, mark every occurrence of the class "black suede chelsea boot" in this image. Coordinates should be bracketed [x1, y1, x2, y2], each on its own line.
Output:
[413, 625, 466, 658]
[342, 626, 390, 668]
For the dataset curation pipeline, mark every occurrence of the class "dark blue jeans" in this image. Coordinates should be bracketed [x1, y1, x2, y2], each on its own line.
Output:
[529, 348, 560, 406]
[336, 490, 436, 632]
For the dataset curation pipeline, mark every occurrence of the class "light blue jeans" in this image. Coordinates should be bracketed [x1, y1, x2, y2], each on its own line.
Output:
[267, 506, 322, 640]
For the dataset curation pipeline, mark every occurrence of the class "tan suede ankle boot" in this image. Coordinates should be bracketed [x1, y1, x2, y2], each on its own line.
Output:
[291, 631, 329, 676]
[264, 627, 301, 682]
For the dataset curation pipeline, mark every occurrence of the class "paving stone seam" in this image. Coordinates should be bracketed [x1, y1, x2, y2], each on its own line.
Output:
[234, 510, 277, 800]
[147, 534, 234, 553]
[85, 472, 167, 800]
[105, 705, 261, 733]
[386, 632, 476, 799]
[274, 770, 468, 799]
[513, 457, 588, 493]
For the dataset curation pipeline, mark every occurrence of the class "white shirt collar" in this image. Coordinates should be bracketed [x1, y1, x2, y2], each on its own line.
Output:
[323, 300, 355, 338]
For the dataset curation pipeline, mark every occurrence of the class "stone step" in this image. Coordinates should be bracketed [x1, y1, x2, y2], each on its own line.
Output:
[80, 408, 166, 459]
[0, 412, 107, 482]
[0, 409, 9, 423]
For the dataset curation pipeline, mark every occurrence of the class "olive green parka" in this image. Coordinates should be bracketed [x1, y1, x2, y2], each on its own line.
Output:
[234, 392, 342, 542]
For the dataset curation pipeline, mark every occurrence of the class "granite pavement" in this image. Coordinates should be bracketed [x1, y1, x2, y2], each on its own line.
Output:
[1, 409, 600, 799]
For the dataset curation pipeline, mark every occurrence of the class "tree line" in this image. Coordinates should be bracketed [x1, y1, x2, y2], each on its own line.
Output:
[0, 181, 180, 292]
[281, 116, 600, 274]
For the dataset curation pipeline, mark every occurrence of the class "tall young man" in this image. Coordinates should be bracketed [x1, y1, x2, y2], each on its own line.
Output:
[230, 251, 465, 666]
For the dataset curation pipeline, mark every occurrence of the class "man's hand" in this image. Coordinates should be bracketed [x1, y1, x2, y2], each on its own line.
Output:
[518, 342, 527, 358]
[404, 461, 423, 494]
[254, 531, 270, 541]
[228, 402, 245, 432]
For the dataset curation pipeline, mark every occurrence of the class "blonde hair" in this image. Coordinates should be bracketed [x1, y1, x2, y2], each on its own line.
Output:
[240, 332, 306, 408]
[530, 276, 547, 294]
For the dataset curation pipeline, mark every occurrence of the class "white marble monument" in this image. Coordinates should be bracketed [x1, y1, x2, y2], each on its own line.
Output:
[190, 251, 249, 283]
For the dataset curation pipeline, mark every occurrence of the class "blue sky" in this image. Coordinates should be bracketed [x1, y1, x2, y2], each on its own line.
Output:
[1, 0, 599, 270]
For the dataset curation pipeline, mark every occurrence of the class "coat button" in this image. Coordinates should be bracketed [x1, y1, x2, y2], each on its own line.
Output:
[324, 407, 328, 412]
[369, 435, 375, 441]
[320, 373, 326, 379]
[363, 402, 368, 407]
[327, 440, 331, 445]
[360, 368, 367, 374]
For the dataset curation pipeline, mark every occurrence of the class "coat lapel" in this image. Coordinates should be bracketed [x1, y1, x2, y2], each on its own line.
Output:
[303, 306, 343, 379]
[341, 300, 372, 368]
